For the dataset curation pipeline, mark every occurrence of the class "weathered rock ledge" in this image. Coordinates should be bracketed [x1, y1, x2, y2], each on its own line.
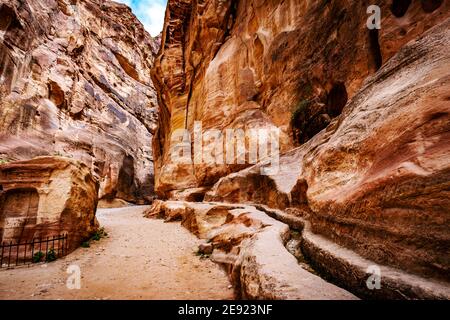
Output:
[145, 200, 357, 300]
[147, 200, 450, 299]
[257, 205, 450, 300]
[204, 19, 450, 284]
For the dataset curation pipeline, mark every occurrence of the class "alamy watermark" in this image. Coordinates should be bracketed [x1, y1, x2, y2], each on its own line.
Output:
[66, 264, 81, 290]
[167, 5, 381, 176]
[367, 5, 381, 30]
[170, 121, 280, 175]
[366, 265, 381, 290]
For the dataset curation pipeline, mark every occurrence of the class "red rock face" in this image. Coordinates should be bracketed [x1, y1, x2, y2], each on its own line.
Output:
[206, 19, 450, 282]
[0, 157, 99, 251]
[152, 0, 450, 284]
[0, 0, 160, 204]
[302, 22, 450, 281]
[145, 200, 358, 299]
[152, 0, 449, 196]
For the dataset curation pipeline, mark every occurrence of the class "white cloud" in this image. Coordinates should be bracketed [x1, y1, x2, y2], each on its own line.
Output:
[135, 1, 166, 37]
[114, 0, 133, 6]
[114, 0, 166, 37]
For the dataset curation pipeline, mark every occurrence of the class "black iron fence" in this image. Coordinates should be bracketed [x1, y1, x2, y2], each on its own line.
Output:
[0, 234, 68, 268]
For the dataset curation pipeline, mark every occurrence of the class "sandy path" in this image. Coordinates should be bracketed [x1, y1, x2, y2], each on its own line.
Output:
[0, 206, 235, 300]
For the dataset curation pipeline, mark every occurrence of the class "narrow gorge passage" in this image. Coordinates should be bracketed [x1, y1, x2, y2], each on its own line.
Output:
[0, 0, 448, 303]
[0, 206, 234, 300]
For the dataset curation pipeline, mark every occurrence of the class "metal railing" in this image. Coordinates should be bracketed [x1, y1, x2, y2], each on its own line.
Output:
[0, 234, 68, 268]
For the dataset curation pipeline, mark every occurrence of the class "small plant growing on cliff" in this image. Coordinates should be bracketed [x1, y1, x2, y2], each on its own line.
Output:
[92, 227, 108, 241]
[32, 251, 45, 263]
[0, 159, 9, 165]
[53, 151, 73, 158]
[45, 248, 57, 262]
[291, 99, 313, 144]
[81, 227, 108, 248]
[291, 99, 311, 125]
[303, 83, 313, 96]
[195, 250, 211, 260]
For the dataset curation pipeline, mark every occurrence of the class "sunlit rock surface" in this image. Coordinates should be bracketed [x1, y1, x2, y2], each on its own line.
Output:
[0, 0, 160, 203]
[151, 0, 449, 196]
[206, 19, 450, 283]
[0, 157, 98, 250]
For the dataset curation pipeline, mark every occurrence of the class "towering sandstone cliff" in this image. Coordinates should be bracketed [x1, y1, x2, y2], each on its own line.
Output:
[153, 0, 448, 196]
[0, 0, 159, 203]
[151, 0, 450, 295]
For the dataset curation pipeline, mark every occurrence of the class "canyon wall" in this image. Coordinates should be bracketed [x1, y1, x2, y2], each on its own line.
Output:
[206, 20, 450, 282]
[152, 0, 449, 196]
[152, 0, 450, 286]
[0, 156, 99, 250]
[0, 0, 159, 204]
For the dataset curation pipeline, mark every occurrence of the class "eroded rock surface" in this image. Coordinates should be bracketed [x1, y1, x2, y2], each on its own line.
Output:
[151, 0, 449, 196]
[148, 0, 450, 298]
[0, 156, 98, 251]
[206, 19, 450, 283]
[145, 200, 358, 300]
[0, 0, 159, 203]
[147, 200, 450, 299]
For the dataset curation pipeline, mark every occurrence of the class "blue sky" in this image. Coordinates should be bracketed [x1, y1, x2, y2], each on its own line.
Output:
[114, 0, 167, 37]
